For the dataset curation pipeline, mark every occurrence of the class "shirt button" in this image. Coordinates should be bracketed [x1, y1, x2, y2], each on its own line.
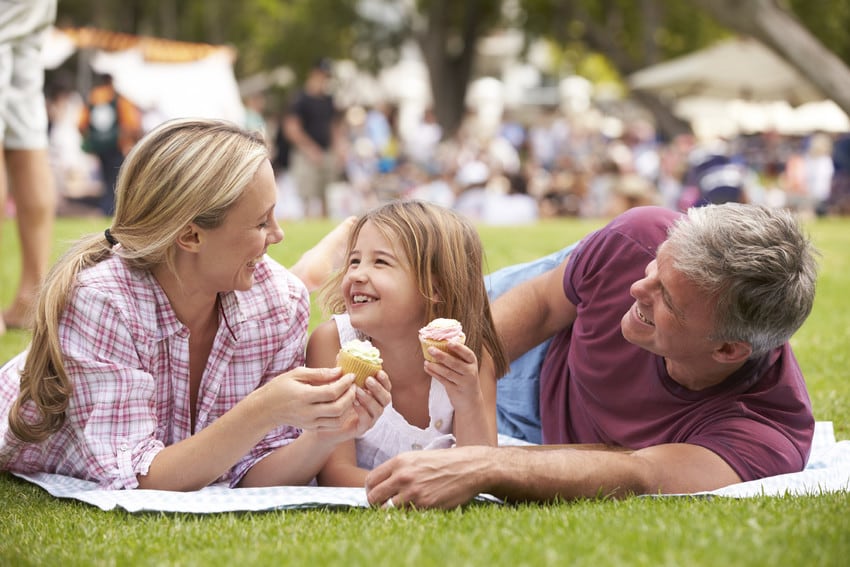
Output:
[434, 419, 444, 429]
[411, 443, 423, 450]
[119, 443, 129, 452]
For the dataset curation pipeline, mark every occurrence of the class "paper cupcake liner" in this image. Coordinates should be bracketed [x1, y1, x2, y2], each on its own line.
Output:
[420, 335, 465, 362]
[337, 350, 382, 387]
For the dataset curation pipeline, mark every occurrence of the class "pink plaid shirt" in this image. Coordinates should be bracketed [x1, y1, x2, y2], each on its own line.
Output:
[0, 254, 309, 489]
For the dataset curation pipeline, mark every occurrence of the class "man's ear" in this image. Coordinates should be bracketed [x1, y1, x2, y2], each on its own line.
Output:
[175, 223, 203, 253]
[712, 340, 752, 365]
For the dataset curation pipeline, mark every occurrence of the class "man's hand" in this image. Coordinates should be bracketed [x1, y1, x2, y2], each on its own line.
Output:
[365, 446, 494, 510]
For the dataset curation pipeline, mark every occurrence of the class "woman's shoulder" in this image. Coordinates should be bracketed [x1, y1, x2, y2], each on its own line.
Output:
[65, 256, 164, 340]
[74, 256, 158, 313]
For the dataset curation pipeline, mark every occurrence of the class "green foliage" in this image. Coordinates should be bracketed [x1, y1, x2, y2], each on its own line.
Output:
[789, 0, 850, 65]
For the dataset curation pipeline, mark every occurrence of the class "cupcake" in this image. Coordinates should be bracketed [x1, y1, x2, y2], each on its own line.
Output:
[419, 318, 466, 362]
[337, 339, 383, 387]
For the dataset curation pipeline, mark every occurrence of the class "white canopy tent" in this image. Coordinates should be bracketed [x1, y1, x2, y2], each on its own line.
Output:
[43, 27, 246, 129]
[628, 37, 849, 138]
[629, 36, 823, 105]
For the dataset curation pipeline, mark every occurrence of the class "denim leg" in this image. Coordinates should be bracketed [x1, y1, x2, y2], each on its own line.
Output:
[486, 243, 577, 443]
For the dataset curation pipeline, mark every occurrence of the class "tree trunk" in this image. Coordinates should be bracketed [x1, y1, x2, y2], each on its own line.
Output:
[416, 0, 483, 139]
[691, 0, 850, 114]
[573, 1, 693, 140]
[630, 90, 693, 140]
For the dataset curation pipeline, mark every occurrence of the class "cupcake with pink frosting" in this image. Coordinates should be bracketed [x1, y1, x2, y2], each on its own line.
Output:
[419, 318, 466, 362]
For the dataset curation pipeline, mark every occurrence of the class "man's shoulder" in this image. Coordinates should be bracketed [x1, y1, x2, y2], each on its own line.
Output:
[610, 206, 682, 232]
[599, 206, 683, 253]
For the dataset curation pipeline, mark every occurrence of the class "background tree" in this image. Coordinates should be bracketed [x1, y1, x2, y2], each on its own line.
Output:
[55, 0, 850, 141]
[691, 0, 850, 117]
[518, 0, 729, 139]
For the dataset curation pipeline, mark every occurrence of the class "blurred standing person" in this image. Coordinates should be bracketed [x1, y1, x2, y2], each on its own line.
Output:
[0, 0, 58, 334]
[243, 91, 267, 137]
[803, 133, 834, 217]
[78, 73, 142, 217]
[284, 58, 343, 218]
[827, 134, 850, 215]
[405, 106, 442, 172]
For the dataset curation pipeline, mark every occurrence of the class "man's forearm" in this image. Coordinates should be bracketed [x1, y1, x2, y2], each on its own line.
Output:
[487, 446, 650, 502]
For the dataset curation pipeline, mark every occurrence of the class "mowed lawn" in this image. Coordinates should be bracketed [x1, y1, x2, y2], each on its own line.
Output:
[1, 213, 848, 567]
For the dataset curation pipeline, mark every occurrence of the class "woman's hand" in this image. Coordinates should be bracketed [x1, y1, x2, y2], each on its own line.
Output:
[257, 367, 357, 431]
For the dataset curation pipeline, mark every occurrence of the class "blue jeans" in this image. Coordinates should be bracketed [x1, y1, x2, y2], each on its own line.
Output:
[485, 243, 577, 443]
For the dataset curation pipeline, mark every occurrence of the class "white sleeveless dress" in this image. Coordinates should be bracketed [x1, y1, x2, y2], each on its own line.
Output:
[333, 314, 456, 470]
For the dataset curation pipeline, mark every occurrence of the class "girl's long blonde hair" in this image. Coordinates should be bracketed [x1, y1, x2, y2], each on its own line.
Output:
[9, 118, 269, 442]
[319, 199, 509, 378]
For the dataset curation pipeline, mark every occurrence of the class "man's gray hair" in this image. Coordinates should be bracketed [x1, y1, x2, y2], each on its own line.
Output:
[666, 203, 818, 357]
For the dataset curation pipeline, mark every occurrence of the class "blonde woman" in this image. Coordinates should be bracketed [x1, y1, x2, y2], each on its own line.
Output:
[0, 119, 390, 490]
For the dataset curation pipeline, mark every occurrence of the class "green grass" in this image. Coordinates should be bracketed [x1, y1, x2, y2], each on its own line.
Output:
[1, 215, 849, 566]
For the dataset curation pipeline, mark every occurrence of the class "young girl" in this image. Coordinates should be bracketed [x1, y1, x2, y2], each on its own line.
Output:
[307, 199, 509, 487]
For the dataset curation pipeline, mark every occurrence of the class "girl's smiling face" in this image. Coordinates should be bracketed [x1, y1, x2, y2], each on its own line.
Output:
[342, 220, 427, 340]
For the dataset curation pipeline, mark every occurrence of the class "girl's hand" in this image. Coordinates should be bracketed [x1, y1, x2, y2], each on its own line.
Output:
[352, 370, 392, 437]
[423, 343, 484, 413]
[314, 369, 392, 445]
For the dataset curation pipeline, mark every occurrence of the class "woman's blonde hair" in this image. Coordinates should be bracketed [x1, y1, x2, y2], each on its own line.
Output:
[9, 118, 269, 442]
[319, 199, 509, 378]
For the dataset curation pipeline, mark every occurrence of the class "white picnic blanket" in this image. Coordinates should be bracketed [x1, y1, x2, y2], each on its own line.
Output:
[12, 422, 848, 512]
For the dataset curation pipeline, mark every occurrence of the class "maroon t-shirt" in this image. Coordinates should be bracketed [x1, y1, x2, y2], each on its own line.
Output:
[539, 206, 814, 481]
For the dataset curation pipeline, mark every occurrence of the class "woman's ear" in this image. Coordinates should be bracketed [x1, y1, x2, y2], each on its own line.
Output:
[176, 223, 203, 252]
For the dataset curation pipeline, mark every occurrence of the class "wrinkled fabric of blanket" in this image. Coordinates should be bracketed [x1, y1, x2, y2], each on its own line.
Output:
[12, 422, 848, 513]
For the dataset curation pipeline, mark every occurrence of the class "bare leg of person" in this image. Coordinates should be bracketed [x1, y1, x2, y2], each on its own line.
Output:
[2, 148, 56, 330]
[0, 151, 6, 335]
[290, 215, 356, 292]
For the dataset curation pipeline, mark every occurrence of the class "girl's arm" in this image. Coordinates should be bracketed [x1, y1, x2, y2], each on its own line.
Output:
[317, 440, 369, 487]
[426, 344, 497, 446]
[306, 321, 373, 487]
[241, 430, 356, 487]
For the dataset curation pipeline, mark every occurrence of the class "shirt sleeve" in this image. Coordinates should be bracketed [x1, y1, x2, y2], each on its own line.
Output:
[225, 265, 311, 486]
[59, 284, 164, 490]
[689, 417, 809, 481]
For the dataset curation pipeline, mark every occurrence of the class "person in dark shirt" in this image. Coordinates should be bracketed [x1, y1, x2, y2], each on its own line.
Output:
[283, 58, 343, 218]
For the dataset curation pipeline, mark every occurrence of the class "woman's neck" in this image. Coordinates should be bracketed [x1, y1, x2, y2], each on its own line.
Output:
[152, 264, 219, 331]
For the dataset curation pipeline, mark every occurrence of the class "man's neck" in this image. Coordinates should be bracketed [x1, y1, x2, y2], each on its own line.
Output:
[664, 358, 745, 391]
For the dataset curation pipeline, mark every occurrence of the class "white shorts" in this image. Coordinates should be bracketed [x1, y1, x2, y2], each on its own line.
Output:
[0, 0, 58, 150]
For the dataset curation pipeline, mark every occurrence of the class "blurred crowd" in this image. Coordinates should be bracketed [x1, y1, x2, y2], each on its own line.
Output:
[31, 69, 850, 224]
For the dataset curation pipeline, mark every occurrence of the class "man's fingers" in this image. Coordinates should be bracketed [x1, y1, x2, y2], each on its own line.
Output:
[365, 460, 395, 505]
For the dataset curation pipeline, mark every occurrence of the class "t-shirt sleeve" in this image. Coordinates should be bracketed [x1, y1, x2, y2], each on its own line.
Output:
[564, 206, 675, 308]
[690, 417, 809, 481]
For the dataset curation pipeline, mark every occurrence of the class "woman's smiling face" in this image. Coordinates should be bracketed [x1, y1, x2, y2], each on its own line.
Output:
[195, 160, 283, 293]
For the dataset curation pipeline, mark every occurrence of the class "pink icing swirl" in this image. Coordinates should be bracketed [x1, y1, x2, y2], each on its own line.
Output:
[419, 318, 465, 342]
